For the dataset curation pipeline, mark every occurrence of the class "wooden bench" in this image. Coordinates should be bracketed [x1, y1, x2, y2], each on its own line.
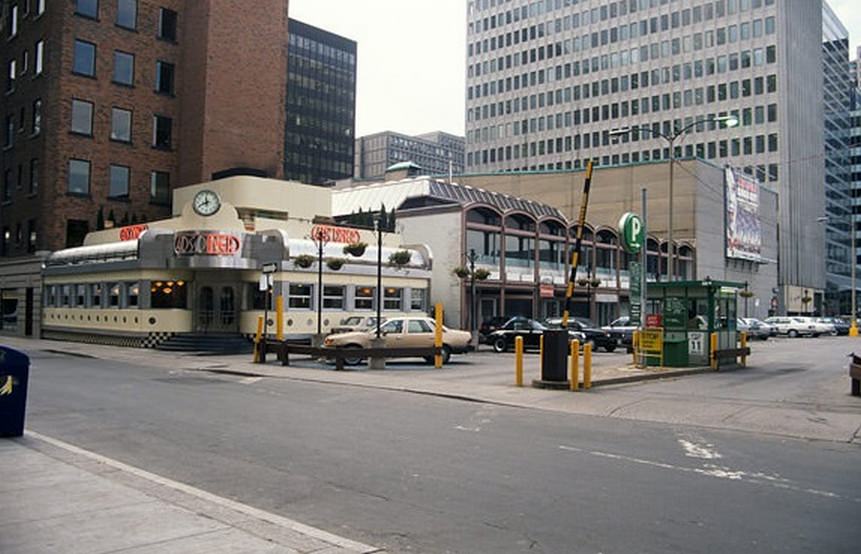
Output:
[851, 354, 861, 397]
[256, 339, 441, 371]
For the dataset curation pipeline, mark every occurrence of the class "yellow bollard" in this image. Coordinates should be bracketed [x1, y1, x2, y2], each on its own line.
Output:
[850, 320, 858, 337]
[740, 331, 748, 367]
[570, 339, 580, 391]
[710, 332, 718, 370]
[434, 303, 444, 368]
[515, 336, 524, 386]
[253, 315, 264, 363]
[583, 342, 592, 389]
[539, 334, 544, 371]
[275, 295, 284, 341]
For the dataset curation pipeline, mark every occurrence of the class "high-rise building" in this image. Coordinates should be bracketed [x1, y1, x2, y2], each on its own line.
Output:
[464, 0, 853, 315]
[354, 131, 465, 180]
[285, 18, 357, 185]
[0, 0, 290, 257]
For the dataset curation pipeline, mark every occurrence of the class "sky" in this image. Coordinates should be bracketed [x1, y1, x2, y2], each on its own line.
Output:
[290, 0, 861, 139]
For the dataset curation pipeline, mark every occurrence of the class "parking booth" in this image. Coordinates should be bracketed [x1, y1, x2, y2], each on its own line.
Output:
[645, 280, 743, 368]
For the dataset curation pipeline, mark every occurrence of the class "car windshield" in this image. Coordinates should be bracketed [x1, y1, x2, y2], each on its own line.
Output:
[574, 318, 596, 328]
[342, 316, 363, 326]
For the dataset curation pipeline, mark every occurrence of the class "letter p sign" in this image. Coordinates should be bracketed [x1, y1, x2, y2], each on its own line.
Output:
[619, 212, 644, 254]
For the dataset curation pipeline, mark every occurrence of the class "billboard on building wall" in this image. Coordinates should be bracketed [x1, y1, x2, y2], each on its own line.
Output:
[725, 167, 762, 262]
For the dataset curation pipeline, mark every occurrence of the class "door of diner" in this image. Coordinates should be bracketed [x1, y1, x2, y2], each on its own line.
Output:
[195, 283, 239, 333]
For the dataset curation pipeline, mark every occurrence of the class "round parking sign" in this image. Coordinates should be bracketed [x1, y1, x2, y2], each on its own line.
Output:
[618, 212, 644, 254]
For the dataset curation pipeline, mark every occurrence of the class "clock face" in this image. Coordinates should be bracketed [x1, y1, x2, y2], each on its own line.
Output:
[193, 190, 221, 216]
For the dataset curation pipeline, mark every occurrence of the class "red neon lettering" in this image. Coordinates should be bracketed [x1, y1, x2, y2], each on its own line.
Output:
[119, 224, 149, 241]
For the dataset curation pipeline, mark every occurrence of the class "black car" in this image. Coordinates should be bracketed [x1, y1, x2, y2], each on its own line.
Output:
[821, 317, 850, 336]
[488, 317, 585, 353]
[544, 317, 618, 352]
[479, 316, 511, 343]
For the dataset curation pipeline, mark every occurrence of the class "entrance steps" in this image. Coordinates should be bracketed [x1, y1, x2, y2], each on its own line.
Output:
[156, 333, 252, 354]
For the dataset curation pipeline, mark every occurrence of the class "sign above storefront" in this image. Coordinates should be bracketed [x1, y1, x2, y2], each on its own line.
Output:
[310, 224, 361, 245]
[539, 283, 554, 298]
[174, 231, 241, 257]
[119, 224, 149, 241]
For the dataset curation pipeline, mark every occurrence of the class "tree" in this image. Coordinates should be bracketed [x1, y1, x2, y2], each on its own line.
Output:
[96, 206, 105, 230]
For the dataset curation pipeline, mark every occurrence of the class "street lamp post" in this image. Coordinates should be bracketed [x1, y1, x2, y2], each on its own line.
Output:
[373, 214, 383, 339]
[466, 248, 478, 344]
[311, 227, 329, 339]
[610, 115, 739, 280]
[817, 215, 857, 336]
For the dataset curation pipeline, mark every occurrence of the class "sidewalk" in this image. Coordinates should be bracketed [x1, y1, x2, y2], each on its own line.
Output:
[0, 433, 380, 554]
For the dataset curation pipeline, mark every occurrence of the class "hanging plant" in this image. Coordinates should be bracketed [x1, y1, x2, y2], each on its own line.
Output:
[326, 258, 346, 271]
[589, 278, 602, 288]
[453, 266, 470, 279]
[739, 289, 754, 298]
[343, 241, 367, 257]
[473, 268, 491, 281]
[801, 295, 813, 304]
[576, 277, 590, 287]
[293, 254, 315, 268]
[388, 250, 412, 266]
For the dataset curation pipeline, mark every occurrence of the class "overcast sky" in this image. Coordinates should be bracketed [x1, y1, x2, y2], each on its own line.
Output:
[290, 0, 861, 139]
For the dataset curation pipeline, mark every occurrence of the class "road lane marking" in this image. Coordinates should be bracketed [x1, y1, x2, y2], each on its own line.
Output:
[558, 444, 855, 502]
[677, 437, 723, 460]
[238, 376, 263, 385]
[26, 430, 381, 553]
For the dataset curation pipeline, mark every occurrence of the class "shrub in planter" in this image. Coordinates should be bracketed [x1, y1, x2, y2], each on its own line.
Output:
[739, 289, 754, 298]
[473, 268, 491, 281]
[343, 242, 367, 257]
[293, 254, 315, 268]
[453, 266, 470, 279]
[326, 258, 346, 271]
[388, 250, 412, 266]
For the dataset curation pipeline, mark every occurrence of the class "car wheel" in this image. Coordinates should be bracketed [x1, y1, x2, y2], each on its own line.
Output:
[342, 345, 364, 366]
[441, 345, 452, 365]
[788, 329, 798, 338]
[492, 337, 508, 353]
[604, 343, 616, 353]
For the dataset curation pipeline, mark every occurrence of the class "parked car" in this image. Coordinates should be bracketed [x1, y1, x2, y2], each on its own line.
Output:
[602, 316, 637, 346]
[763, 316, 816, 338]
[487, 317, 585, 353]
[818, 317, 848, 336]
[742, 317, 777, 338]
[795, 317, 831, 337]
[329, 315, 385, 335]
[479, 316, 511, 343]
[544, 317, 618, 352]
[323, 316, 472, 365]
[737, 318, 770, 340]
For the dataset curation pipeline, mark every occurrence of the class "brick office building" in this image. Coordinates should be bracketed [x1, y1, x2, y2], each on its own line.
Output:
[0, 0, 289, 257]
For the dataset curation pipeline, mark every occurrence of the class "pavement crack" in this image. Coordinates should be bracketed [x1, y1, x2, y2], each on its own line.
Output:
[607, 398, 646, 417]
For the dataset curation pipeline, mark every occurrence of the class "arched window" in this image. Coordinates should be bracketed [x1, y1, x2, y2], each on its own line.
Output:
[466, 206, 502, 226]
[504, 212, 536, 232]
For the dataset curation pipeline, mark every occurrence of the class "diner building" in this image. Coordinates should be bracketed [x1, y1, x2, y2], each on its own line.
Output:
[39, 176, 432, 347]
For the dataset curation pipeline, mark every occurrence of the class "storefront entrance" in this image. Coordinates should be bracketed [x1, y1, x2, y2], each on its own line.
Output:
[194, 281, 239, 333]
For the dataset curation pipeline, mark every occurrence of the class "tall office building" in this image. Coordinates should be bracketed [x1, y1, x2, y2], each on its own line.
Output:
[285, 19, 357, 185]
[464, 0, 853, 314]
[0, 0, 289, 256]
[354, 130, 465, 180]
[851, 50, 861, 280]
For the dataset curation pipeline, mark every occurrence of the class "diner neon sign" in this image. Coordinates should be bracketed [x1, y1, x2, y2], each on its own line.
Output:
[119, 224, 149, 241]
[174, 232, 241, 256]
[310, 224, 361, 244]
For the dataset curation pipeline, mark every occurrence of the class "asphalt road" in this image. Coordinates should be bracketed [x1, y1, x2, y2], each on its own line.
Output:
[20, 343, 861, 553]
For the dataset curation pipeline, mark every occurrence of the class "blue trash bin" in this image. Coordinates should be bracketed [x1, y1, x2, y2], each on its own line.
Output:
[0, 346, 30, 437]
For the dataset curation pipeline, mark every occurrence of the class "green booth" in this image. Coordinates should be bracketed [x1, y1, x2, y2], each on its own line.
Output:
[645, 279, 743, 368]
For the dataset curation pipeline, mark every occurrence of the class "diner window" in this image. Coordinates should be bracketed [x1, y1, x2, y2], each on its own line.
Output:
[158, 8, 177, 41]
[323, 285, 345, 309]
[75, 285, 86, 307]
[126, 282, 139, 307]
[354, 286, 375, 310]
[73, 40, 96, 76]
[155, 61, 174, 94]
[44, 285, 54, 307]
[410, 289, 426, 311]
[288, 284, 312, 309]
[248, 283, 268, 310]
[108, 283, 121, 307]
[90, 283, 102, 307]
[151, 280, 187, 309]
[61, 285, 71, 306]
[383, 287, 403, 310]
[113, 51, 134, 85]
[116, 0, 137, 29]
[109, 165, 130, 198]
[111, 107, 132, 142]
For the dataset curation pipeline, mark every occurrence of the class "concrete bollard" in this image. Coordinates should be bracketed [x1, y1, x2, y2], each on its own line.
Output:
[253, 316, 264, 363]
[515, 336, 524, 387]
[434, 303, 443, 369]
[275, 295, 284, 341]
[570, 339, 580, 391]
[583, 342, 592, 389]
[710, 332, 718, 370]
[631, 330, 639, 365]
[539, 334, 544, 371]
